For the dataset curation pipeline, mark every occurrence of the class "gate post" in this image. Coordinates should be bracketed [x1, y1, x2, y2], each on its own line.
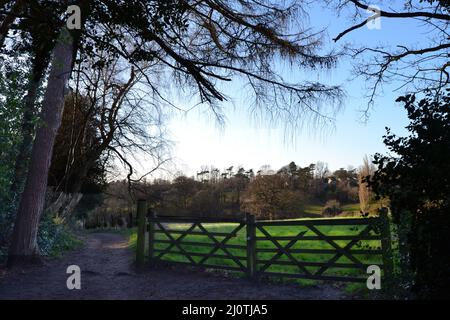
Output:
[246, 213, 257, 279]
[148, 211, 156, 266]
[380, 209, 394, 292]
[136, 199, 147, 268]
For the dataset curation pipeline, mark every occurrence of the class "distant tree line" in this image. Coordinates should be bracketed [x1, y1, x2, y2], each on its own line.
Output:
[79, 160, 378, 227]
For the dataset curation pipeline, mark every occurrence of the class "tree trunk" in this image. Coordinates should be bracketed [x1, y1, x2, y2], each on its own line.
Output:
[9, 77, 40, 197]
[44, 191, 69, 216]
[44, 191, 83, 222]
[9, 49, 50, 203]
[7, 27, 75, 267]
[4, 49, 51, 244]
[59, 193, 83, 221]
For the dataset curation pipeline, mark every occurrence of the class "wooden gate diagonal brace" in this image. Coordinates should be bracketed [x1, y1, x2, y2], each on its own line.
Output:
[155, 221, 198, 264]
[256, 225, 312, 276]
[196, 223, 246, 270]
[258, 230, 308, 273]
[306, 223, 373, 275]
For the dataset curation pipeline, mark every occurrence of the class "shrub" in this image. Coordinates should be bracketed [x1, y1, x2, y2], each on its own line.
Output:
[322, 200, 342, 217]
[38, 214, 82, 257]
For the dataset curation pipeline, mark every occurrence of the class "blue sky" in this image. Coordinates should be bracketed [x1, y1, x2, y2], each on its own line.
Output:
[162, 2, 429, 177]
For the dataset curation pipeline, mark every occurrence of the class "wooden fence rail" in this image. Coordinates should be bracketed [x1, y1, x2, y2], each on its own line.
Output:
[136, 201, 393, 284]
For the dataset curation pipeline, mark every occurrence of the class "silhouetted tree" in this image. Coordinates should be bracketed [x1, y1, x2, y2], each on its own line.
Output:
[371, 90, 450, 299]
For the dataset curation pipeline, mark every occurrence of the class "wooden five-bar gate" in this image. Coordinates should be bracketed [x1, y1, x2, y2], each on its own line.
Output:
[135, 200, 393, 284]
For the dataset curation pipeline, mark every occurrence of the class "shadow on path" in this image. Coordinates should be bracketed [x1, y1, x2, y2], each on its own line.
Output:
[0, 232, 347, 300]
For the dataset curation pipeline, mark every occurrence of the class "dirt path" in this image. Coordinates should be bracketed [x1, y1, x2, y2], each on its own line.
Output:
[0, 232, 348, 300]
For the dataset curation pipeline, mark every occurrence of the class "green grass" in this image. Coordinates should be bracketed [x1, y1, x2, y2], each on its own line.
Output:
[126, 217, 387, 296]
[306, 202, 381, 217]
[341, 203, 361, 213]
[304, 202, 363, 217]
[303, 204, 324, 216]
[123, 227, 138, 249]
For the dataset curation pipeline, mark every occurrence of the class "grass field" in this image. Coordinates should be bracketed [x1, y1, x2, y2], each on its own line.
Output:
[304, 202, 382, 217]
[127, 217, 386, 295]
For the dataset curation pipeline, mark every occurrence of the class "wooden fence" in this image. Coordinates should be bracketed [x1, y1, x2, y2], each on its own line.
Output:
[135, 200, 393, 283]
